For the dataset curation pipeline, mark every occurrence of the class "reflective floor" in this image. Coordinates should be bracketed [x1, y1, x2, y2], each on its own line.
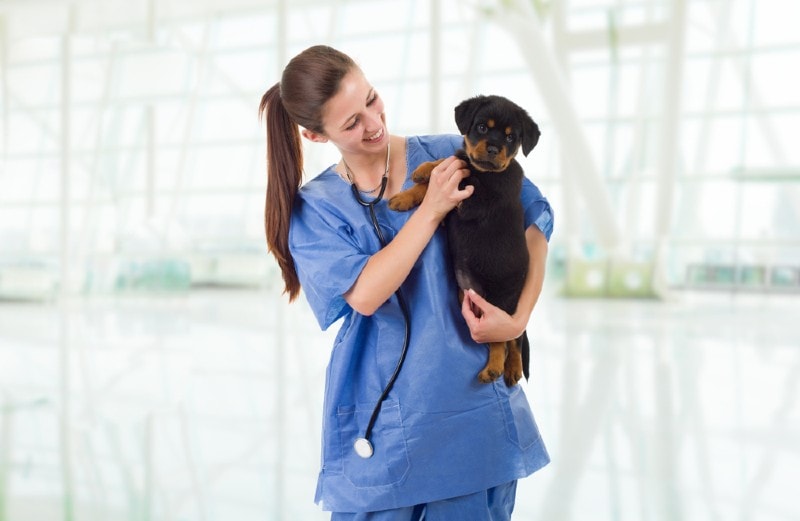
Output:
[1, 287, 798, 520]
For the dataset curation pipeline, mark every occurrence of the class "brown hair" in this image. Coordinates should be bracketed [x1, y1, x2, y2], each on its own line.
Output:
[258, 45, 358, 301]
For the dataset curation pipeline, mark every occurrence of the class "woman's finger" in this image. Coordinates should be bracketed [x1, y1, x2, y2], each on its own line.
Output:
[461, 290, 479, 328]
[433, 156, 457, 178]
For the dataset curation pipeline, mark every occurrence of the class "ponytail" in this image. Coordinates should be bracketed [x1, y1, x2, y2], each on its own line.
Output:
[259, 82, 303, 301]
[259, 45, 358, 301]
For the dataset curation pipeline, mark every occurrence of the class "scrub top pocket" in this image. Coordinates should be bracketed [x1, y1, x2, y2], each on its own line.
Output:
[337, 401, 411, 488]
[501, 385, 543, 450]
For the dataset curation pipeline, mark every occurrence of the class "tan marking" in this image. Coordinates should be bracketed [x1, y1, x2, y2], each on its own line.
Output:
[504, 338, 523, 386]
[478, 341, 507, 383]
[487, 119, 495, 128]
[465, 137, 518, 172]
[388, 183, 428, 211]
[410, 159, 443, 184]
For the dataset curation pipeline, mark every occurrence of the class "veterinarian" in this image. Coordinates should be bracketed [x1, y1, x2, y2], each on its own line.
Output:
[259, 45, 554, 520]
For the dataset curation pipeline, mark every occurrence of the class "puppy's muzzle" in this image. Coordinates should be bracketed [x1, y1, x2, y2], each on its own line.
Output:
[465, 139, 514, 172]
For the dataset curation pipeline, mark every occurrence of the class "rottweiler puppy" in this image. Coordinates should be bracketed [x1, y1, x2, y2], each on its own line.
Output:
[389, 94, 540, 386]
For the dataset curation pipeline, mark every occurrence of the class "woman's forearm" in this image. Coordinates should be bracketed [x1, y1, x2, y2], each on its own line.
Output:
[457, 225, 549, 344]
[513, 226, 549, 331]
[343, 205, 440, 315]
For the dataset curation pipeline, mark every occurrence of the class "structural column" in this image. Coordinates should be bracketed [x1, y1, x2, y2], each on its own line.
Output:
[59, 7, 76, 520]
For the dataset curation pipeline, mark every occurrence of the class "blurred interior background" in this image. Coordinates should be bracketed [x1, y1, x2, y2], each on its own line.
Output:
[0, 0, 798, 519]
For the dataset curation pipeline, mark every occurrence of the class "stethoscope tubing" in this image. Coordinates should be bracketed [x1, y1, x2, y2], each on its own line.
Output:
[351, 179, 412, 457]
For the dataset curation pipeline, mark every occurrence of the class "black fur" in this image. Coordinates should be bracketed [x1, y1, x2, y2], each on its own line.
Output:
[387, 94, 540, 384]
[450, 95, 540, 381]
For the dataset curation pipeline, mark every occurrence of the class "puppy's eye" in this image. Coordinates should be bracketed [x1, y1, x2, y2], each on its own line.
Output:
[506, 134, 516, 143]
[477, 123, 488, 134]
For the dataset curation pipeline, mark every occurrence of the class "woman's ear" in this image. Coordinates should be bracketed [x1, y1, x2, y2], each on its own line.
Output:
[301, 128, 328, 143]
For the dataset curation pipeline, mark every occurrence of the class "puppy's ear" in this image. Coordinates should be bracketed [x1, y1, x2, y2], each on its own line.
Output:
[520, 113, 540, 156]
[454, 96, 488, 136]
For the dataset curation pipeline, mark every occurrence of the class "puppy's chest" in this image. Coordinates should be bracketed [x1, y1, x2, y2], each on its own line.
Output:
[458, 169, 523, 215]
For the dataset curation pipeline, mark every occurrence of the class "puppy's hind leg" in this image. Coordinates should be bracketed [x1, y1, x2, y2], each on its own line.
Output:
[478, 341, 507, 383]
[503, 337, 524, 386]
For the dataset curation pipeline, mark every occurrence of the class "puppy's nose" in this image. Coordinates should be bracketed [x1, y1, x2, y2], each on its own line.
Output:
[486, 144, 499, 156]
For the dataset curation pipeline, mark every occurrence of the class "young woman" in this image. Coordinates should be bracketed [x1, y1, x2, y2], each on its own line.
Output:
[259, 45, 554, 520]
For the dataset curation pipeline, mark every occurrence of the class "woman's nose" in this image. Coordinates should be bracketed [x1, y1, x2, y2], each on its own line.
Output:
[364, 111, 383, 131]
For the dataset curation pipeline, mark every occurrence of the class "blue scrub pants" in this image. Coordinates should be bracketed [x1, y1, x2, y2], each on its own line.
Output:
[330, 480, 517, 521]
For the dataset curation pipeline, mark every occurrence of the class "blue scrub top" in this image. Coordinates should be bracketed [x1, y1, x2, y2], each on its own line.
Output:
[289, 134, 554, 513]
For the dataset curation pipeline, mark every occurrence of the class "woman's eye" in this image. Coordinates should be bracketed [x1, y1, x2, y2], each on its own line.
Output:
[477, 124, 487, 133]
[346, 118, 359, 131]
[367, 94, 378, 106]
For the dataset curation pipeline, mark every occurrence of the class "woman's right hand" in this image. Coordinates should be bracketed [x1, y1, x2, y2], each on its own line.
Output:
[419, 156, 473, 220]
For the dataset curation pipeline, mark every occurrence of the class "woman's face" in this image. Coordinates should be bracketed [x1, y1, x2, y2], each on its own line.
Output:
[319, 69, 388, 156]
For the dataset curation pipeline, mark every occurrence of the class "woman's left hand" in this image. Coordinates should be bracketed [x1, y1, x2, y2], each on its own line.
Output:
[461, 289, 527, 344]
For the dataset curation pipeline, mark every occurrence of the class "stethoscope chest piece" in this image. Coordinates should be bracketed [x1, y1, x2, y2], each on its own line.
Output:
[354, 437, 374, 459]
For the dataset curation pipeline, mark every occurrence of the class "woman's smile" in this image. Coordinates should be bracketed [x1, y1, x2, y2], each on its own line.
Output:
[364, 127, 385, 143]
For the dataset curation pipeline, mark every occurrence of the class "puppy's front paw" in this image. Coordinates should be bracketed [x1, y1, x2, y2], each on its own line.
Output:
[411, 160, 441, 183]
[388, 193, 416, 211]
[411, 169, 429, 184]
[388, 184, 426, 211]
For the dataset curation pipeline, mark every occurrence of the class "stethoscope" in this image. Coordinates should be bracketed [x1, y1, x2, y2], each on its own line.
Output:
[348, 166, 412, 459]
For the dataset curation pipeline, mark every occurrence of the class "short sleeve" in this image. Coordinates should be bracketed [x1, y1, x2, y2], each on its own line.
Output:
[289, 195, 370, 330]
[521, 177, 555, 241]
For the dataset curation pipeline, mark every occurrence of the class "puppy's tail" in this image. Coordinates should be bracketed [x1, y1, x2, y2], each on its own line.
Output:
[520, 330, 530, 381]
